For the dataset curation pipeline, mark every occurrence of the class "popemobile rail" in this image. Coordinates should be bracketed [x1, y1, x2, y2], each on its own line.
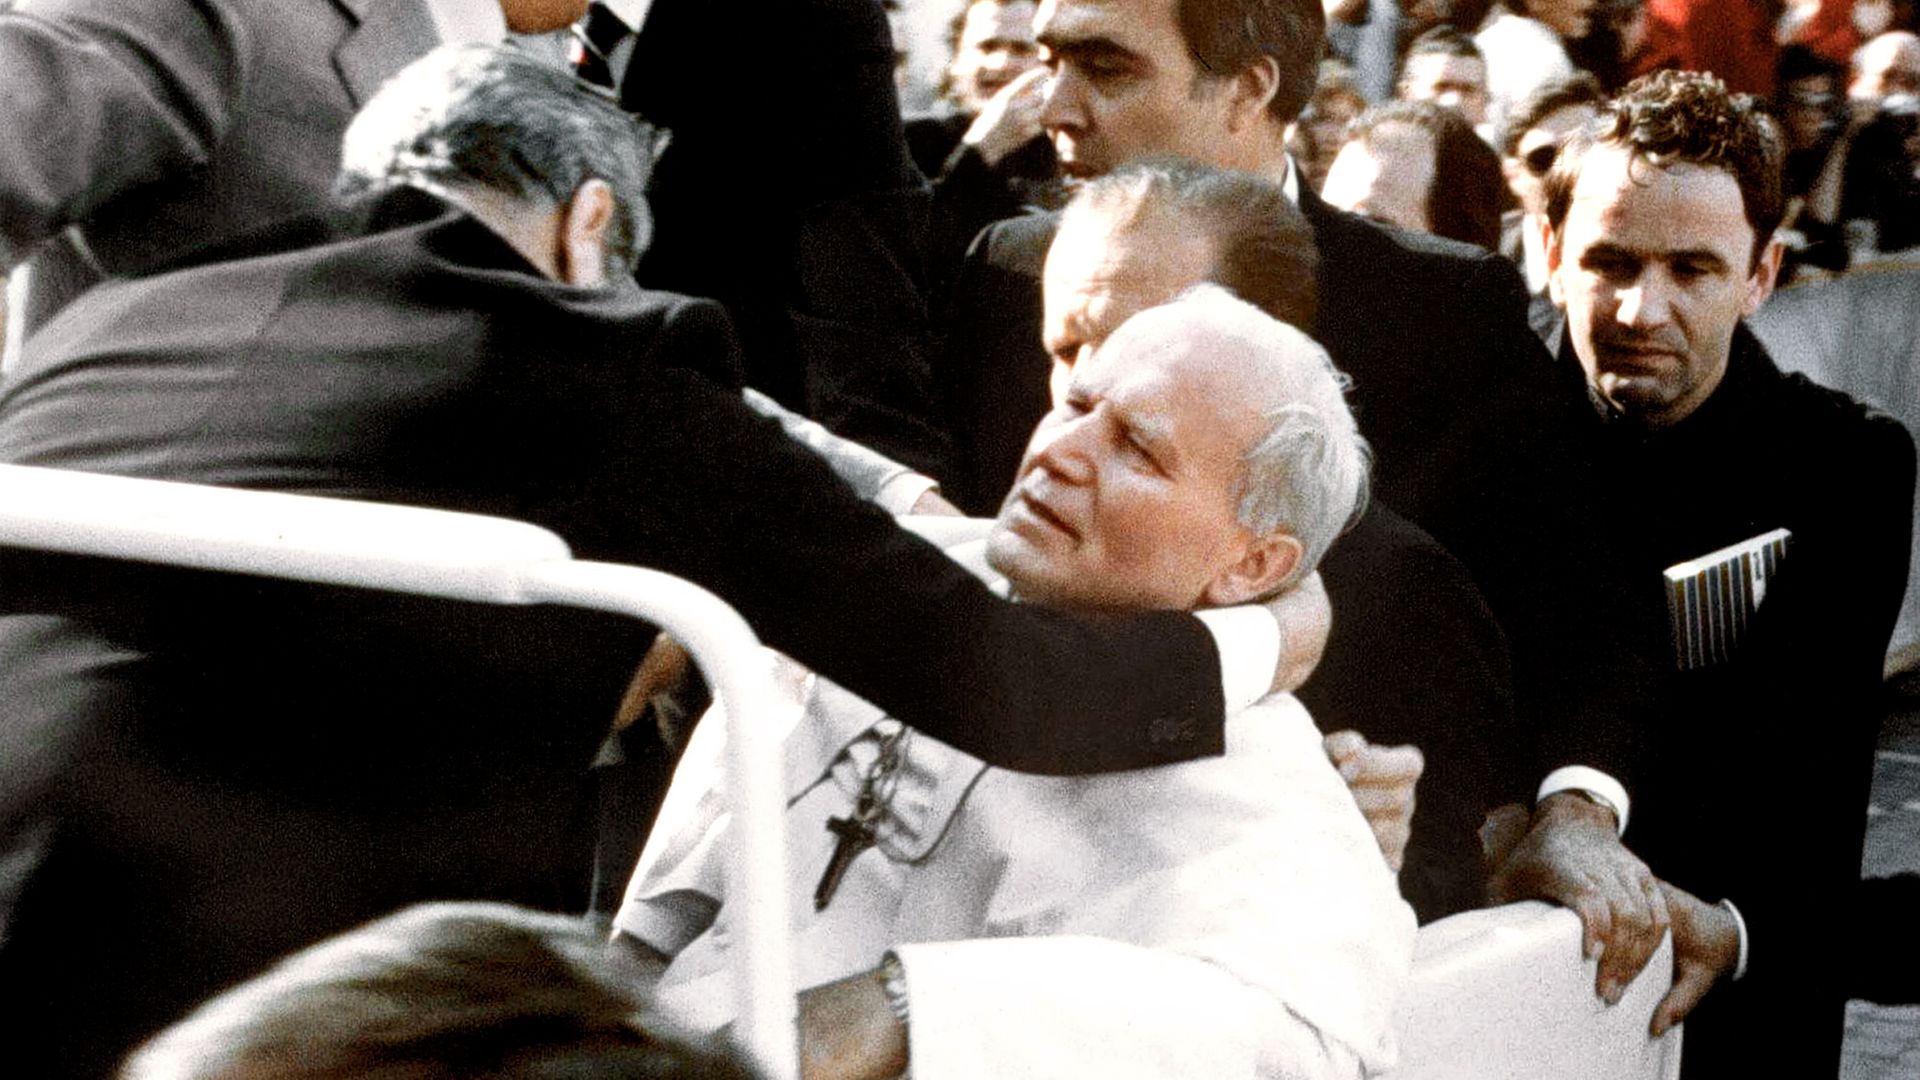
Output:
[0, 464, 1684, 1080]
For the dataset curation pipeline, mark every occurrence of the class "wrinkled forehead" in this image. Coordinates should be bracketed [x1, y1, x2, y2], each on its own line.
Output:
[1073, 323, 1273, 456]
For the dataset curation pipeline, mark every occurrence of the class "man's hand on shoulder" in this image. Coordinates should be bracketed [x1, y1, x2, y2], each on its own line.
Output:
[1488, 792, 1670, 1005]
[1324, 730, 1423, 871]
[1266, 570, 1330, 695]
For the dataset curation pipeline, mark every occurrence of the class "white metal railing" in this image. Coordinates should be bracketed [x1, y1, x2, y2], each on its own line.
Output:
[0, 464, 799, 1079]
[1386, 901, 1683, 1080]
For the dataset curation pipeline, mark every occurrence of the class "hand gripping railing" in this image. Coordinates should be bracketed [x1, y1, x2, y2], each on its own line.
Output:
[1385, 901, 1683, 1080]
[0, 464, 800, 1080]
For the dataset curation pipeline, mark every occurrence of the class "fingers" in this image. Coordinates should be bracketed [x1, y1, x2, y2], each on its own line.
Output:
[1371, 818, 1411, 871]
[1593, 863, 1670, 1005]
[1348, 743, 1424, 785]
[1479, 803, 1531, 873]
[1566, 883, 1615, 965]
[1322, 734, 1424, 783]
[1323, 735, 1419, 872]
[1323, 728, 1367, 765]
[1651, 957, 1715, 1036]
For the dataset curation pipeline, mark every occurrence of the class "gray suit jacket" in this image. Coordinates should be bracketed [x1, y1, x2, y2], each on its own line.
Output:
[0, 0, 436, 328]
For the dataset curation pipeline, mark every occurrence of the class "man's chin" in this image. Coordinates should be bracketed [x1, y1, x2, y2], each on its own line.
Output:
[1596, 372, 1673, 420]
[984, 526, 1063, 597]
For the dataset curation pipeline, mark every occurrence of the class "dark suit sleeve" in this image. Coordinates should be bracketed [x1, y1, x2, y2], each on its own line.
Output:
[0, 0, 249, 266]
[536, 298, 1232, 777]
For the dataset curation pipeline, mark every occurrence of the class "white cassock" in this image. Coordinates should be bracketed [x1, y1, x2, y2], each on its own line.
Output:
[616, 525, 1416, 1079]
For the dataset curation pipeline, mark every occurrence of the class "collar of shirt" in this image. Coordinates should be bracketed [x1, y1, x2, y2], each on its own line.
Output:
[422, 0, 509, 44]
[1279, 153, 1302, 205]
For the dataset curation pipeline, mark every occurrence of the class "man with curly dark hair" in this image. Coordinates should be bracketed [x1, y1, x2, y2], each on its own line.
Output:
[1500, 68, 1917, 1078]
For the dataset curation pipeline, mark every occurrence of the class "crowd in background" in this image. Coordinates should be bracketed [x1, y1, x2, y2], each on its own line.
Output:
[0, 0, 1916, 1078]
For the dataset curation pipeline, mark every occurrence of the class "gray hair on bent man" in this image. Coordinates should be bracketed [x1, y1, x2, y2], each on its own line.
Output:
[1109, 284, 1369, 588]
[336, 43, 659, 280]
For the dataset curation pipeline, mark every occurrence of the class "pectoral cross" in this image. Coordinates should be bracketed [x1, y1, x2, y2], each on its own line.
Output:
[814, 806, 877, 912]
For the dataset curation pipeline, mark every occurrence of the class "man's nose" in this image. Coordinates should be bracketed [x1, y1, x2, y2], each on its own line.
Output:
[1613, 277, 1673, 329]
[1031, 412, 1097, 484]
[1037, 70, 1080, 134]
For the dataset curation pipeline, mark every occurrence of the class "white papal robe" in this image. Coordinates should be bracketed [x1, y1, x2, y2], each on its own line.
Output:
[616, 530, 1416, 1079]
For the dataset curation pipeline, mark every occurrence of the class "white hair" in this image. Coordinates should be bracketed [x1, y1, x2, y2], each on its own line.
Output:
[1103, 285, 1370, 583]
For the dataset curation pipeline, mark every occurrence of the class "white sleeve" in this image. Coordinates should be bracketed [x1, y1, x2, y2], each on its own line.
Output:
[1535, 765, 1633, 835]
[742, 387, 932, 509]
[1194, 605, 1281, 713]
[894, 936, 1330, 1080]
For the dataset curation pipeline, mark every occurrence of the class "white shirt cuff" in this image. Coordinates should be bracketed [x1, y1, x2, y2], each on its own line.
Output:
[874, 472, 940, 517]
[1718, 898, 1749, 981]
[1536, 766, 1631, 836]
[1194, 605, 1281, 714]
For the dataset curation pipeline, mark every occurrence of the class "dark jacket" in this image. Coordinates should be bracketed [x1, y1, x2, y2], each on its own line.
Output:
[1576, 324, 1916, 1078]
[0, 188, 1243, 1073]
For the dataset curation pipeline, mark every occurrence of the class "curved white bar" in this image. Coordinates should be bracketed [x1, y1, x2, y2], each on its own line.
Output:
[0, 464, 799, 1079]
[519, 562, 798, 1080]
[0, 464, 568, 602]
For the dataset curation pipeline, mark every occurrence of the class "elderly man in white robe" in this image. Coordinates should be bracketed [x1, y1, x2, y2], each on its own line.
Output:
[613, 286, 1416, 1080]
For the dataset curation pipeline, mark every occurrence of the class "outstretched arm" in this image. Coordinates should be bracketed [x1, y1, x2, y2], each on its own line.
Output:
[556, 298, 1291, 775]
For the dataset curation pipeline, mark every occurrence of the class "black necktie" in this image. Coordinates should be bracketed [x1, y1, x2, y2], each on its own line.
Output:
[570, 2, 632, 91]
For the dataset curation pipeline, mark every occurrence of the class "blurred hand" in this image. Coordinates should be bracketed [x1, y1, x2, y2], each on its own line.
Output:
[1324, 730, 1423, 871]
[909, 488, 964, 516]
[798, 968, 908, 1080]
[1650, 880, 1740, 1036]
[1478, 801, 1532, 872]
[1266, 570, 1331, 694]
[1489, 793, 1669, 1005]
[963, 67, 1049, 167]
[614, 631, 692, 735]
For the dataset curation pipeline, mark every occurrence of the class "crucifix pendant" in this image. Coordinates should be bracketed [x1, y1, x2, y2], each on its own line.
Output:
[814, 813, 877, 912]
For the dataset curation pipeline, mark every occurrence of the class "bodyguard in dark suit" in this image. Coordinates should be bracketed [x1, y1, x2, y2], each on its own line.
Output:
[942, 0, 1660, 923]
[0, 46, 1284, 1075]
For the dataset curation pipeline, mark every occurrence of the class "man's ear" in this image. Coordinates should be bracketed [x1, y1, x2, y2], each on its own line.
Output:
[1542, 217, 1566, 307]
[1741, 235, 1785, 316]
[1224, 57, 1283, 134]
[556, 178, 616, 287]
[1203, 531, 1304, 607]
